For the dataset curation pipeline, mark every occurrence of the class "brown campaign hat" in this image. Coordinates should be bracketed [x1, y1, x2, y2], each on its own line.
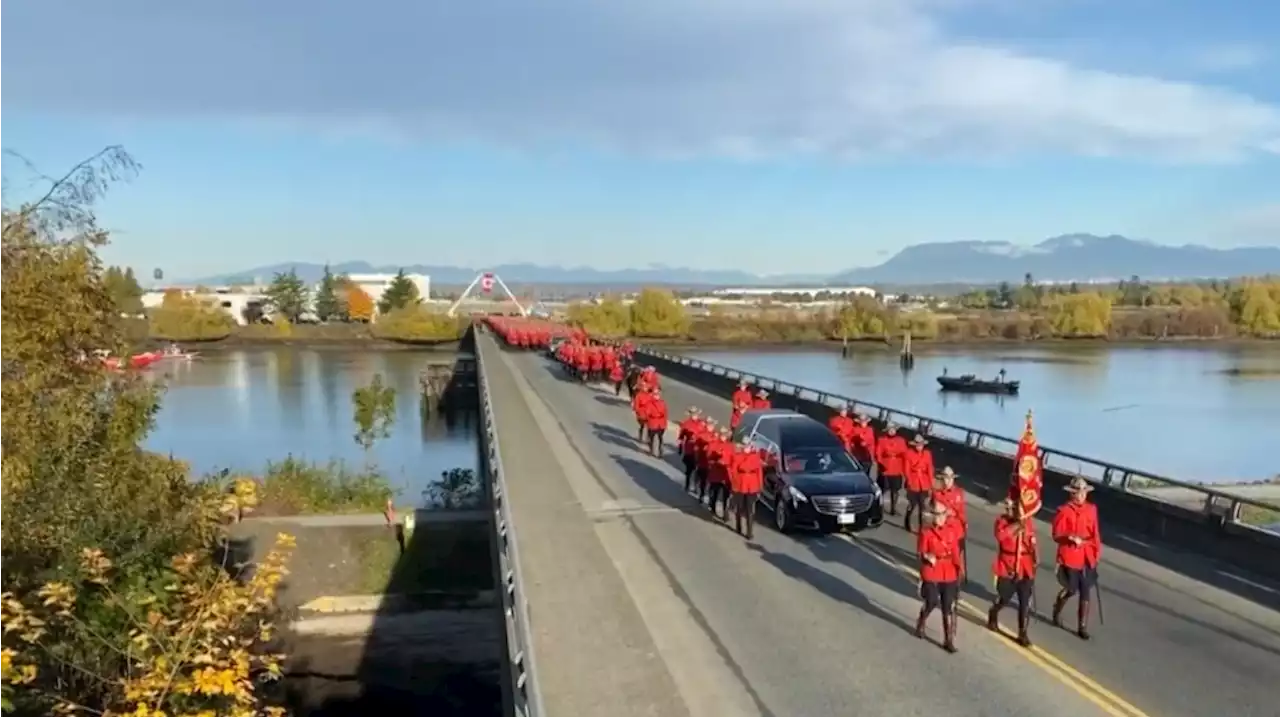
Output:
[937, 466, 956, 481]
[911, 434, 928, 446]
[1065, 476, 1095, 493]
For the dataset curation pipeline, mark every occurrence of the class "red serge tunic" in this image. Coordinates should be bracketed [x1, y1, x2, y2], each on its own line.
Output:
[918, 525, 963, 583]
[1052, 502, 1101, 570]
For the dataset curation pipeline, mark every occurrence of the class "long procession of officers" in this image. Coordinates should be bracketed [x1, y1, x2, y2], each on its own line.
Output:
[486, 318, 1104, 655]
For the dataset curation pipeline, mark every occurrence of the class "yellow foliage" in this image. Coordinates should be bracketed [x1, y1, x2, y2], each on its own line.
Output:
[567, 296, 632, 337]
[346, 285, 375, 322]
[150, 291, 235, 341]
[371, 304, 464, 342]
[1043, 292, 1112, 337]
[629, 288, 689, 338]
[832, 296, 889, 339]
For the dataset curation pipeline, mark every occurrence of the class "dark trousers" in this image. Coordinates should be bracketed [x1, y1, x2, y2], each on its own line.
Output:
[707, 481, 729, 516]
[636, 419, 646, 441]
[995, 576, 1034, 611]
[695, 467, 709, 499]
[904, 489, 928, 530]
[614, 381, 623, 395]
[920, 580, 959, 614]
[734, 491, 759, 537]
[647, 427, 666, 454]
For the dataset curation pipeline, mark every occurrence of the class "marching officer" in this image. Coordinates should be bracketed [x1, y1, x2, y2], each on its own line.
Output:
[1052, 476, 1102, 640]
[730, 380, 752, 429]
[987, 498, 1038, 647]
[902, 434, 935, 533]
[751, 389, 771, 410]
[730, 436, 765, 539]
[677, 408, 703, 491]
[828, 405, 855, 454]
[644, 390, 670, 457]
[915, 499, 963, 653]
[850, 412, 876, 466]
[875, 423, 908, 516]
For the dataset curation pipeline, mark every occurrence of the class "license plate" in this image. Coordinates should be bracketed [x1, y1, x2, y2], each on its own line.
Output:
[837, 513, 858, 525]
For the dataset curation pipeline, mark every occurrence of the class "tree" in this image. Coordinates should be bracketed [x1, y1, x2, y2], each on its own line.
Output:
[265, 268, 310, 322]
[377, 269, 421, 315]
[831, 295, 889, 339]
[424, 468, 481, 509]
[2, 148, 290, 715]
[1233, 282, 1280, 336]
[102, 265, 144, 314]
[149, 290, 236, 341]
[352, 373, 396, 453]
[567, 295, 632, 337]
[629, 288, 690, 338]
[1044, 292, 1111, 337]
[313, 264, 344, 322]
[346, 284, 376, 322]
[370, 304, 464, 342]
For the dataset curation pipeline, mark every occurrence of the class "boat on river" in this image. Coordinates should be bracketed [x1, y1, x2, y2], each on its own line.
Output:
[100, 351, 164, 371]
[937, 368, 1020, 395]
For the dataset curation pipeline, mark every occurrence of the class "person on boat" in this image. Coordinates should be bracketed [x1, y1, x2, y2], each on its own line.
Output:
[850, 413, 877, 466]
[902, 434, 936, 533]
[1052, 477, 1102, 640]
[644, 390, 670, 457]
[730, 380, 753, 429]
[916, 499, 963, 653]
[730, 436, 765, 539]
[751, 389, 771, 410]
[828, 405, 856, 454]
[988, 497, 1038, 647]
[875, 423, 908, 516]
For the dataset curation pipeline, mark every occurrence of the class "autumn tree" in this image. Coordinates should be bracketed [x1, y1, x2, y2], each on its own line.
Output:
[148, 289, 236, 341]
[1043, 291, 1112, 337]
[1232, 281, 1280, 336]
[102, 265, 144, 314]
[1, 148, 290, 715]
[831, 295, 889, 340]
[346, 283, 376, 322]
[370, 304, 464, 342]
[567, 295, 632, 337]
[629, 288, 690, 338]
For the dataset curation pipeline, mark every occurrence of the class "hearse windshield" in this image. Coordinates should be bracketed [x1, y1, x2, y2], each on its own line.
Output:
[781, 447, 859, 474]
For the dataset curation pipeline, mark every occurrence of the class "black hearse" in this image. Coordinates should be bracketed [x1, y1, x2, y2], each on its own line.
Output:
[733, 409, 884, 533]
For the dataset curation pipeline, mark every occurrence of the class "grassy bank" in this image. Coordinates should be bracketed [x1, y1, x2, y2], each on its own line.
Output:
[228, 456, 399, 516]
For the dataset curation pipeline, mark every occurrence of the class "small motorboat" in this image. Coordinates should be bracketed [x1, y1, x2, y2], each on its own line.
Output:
[937, 368, 1020, 395]
[101, 351, 163, 371]
[157, 344, 199, 361]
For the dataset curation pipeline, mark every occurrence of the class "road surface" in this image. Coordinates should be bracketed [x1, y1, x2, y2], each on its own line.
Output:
[486, 345, 1280, 717]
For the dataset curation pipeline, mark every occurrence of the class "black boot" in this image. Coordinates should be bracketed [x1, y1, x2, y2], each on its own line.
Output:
[914, 608, 929, 639]
[1017, 604, 1033, 647]
[986, 604, 1001, 631]
[903, 506, 914, 532]
[942, 612, 958, 654]
[1052, 593, 1068, 628]
[1077, 599, 1092, 640]
[889, 490, 900, 516]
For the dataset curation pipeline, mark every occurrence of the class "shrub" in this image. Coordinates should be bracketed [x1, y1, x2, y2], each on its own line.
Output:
[149, 290, 236, 341]
[242, 457, 397, 516]
[371, 304, 465, 343]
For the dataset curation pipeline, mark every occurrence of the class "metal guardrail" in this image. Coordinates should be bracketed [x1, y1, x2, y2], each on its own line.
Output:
[638, 347, 1280, 529]
[476, 331, 545, 717]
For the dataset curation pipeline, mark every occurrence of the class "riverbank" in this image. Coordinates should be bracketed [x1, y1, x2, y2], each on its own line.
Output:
[150, 322, 465, 351]
[641, 336, 1280, 352]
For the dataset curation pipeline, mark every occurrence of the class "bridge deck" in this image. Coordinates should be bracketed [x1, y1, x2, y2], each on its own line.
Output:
[483, 339, 1280, 717]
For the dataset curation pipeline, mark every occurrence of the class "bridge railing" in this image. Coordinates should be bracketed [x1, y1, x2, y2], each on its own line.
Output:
[477, 332, 545, 717]
[638, 347, 1279, 531]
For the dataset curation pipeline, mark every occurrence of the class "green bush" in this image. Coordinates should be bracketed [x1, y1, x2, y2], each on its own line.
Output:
[239, 456, 397, 515]
[371, 304, 465, 343]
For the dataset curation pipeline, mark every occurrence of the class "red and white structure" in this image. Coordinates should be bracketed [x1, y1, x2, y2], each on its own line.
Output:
[447, 271, 528, 317]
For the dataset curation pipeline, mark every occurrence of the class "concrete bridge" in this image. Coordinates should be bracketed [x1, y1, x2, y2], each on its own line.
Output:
[472, 330, 1280, 717]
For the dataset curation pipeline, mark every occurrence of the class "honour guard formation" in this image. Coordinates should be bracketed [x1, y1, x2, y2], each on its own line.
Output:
[486, 317, 1106, 655]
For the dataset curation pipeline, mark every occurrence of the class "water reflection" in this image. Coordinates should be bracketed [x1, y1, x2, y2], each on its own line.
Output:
[147, 348, 478, 501]
[687, 345, 1280, 482]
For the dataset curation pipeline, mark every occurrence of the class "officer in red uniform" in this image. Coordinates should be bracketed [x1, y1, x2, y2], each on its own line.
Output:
[677, 409, 703, 492]
[751, 389, 771, 410]
[730, 380, 752, 429]
[694, 419, 717, 501]
[645, 390, 669, 457]
[828, 405, 855, 454]
[632, 388, 654, 442]
[902, 434, 936, 533]
[916, 500, 963, 653]
[988, 498, 1038, 647]
[875, 423, 908, 516]
[706, 427, 734, 519]
[608, 357, 626, 395]
[730, 437, 765, 539]
[932, 466, 967, 569]
[850, 413, 876, 466]
[1052, 476, 1101, 640]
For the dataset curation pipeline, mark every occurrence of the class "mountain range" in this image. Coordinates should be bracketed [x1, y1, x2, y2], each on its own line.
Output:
[188, 234, 1280, 288]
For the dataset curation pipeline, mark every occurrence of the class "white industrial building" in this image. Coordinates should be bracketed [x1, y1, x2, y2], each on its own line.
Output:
[710, 285, 878, 298]
[141, 272, 431, 324]
[345, 273, 431, 312]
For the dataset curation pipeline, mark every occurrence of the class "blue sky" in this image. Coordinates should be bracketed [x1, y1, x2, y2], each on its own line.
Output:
[3, 0, 1278, 277]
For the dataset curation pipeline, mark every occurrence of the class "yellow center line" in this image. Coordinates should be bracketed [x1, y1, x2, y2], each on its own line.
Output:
[846, 535, 1150, 717]
[593, 382, 1150, 716]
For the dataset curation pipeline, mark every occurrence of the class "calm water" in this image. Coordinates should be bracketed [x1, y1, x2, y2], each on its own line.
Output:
[685, 345, 1280, 484]
[146, 348, 478, 501]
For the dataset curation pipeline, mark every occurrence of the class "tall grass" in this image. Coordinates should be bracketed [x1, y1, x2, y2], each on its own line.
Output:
[224, 456, 397, 516]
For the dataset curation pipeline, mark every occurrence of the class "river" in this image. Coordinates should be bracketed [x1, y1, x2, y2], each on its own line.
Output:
[146, 348, 478, 503]
[681, 344, 1280, 484]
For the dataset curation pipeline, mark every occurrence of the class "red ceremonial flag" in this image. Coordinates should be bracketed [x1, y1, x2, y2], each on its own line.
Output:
[1011, 410, 1044, 518]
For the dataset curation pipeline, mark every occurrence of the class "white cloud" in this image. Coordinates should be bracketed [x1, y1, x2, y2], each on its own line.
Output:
[3, 0, 1279, 162]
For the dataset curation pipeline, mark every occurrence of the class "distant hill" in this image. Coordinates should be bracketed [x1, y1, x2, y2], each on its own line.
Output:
[186, 235, 1279, 289]
[186, 262, 825, 288]
[829, 234, 1280, 285]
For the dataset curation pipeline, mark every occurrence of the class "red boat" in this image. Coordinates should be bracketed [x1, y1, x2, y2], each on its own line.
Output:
[100, 351, 163, 371]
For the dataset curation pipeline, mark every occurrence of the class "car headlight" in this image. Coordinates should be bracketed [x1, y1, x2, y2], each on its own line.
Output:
[788, 485, 808, 503]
